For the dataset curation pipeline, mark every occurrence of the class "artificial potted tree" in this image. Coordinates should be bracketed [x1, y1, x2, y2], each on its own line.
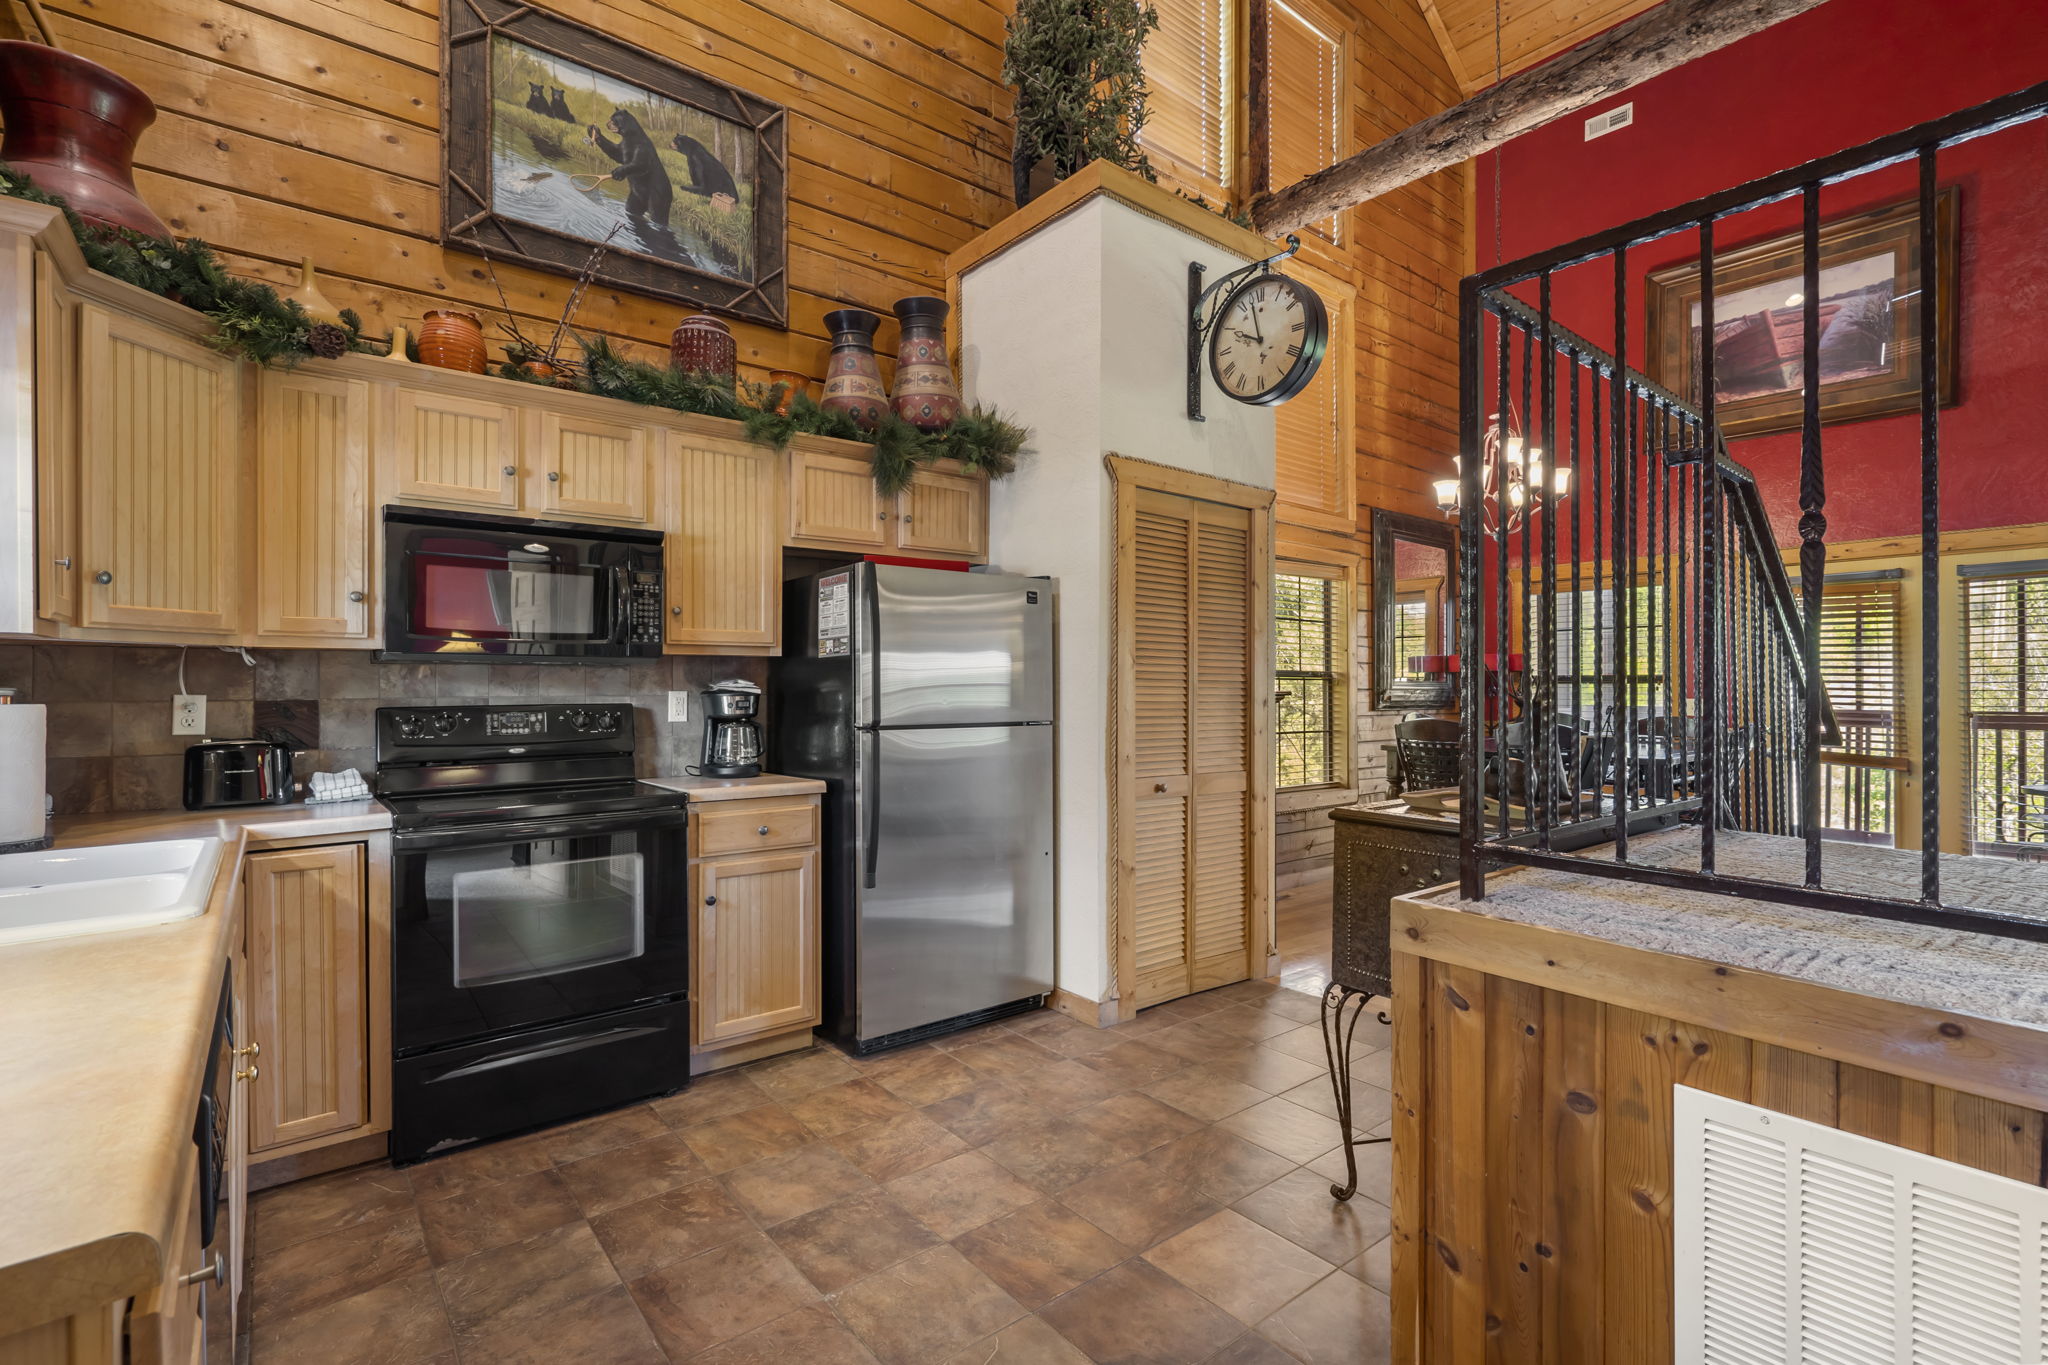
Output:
[1002, 0, 1159, 206]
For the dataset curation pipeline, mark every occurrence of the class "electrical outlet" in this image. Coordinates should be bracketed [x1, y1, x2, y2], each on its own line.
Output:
[667, 690, 689, 723]
[172, 694, 206, 736]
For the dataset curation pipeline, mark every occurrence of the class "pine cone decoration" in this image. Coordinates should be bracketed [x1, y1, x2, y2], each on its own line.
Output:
[306, 322, 349, 359]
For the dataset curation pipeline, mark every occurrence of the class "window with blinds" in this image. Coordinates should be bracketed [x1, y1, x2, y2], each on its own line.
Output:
[1273, 284, 1349, 529]
[1548, 584, 1667, 718]
[1816, 577, 1903, 845]
[1275, 571, 1342, 788]
[1264, 0, 1342, 242]
[1961, 567, 2048, 852]
[1141, 0, 1234, 193]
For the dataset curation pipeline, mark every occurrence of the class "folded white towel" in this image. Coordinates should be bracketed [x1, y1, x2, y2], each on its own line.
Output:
[306, 768, 372, 804]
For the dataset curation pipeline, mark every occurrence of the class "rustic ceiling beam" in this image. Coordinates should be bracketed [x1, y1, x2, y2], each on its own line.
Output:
[1250, 0, 1835, 235]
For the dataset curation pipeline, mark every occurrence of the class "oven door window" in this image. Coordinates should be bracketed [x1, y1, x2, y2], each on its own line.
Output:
[452, 848, 644, 987]
[408, 535, 610, 652]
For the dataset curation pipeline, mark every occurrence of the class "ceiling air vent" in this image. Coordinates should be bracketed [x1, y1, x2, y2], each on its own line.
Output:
[1674, 1085, 2048, 1363]
[1584, 103, 1634, 141]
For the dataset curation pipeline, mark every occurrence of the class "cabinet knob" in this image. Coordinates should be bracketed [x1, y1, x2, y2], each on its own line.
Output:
[1154, 782, 1167, 794]
[670, 605, 682, 616]
[877, 512, 887, 521]
[548, 471, 561, 482]
[903, 515, 913, 525]
[348, 591, 366, 603]
[94, 570, 111, 585]
[704, 895, 717, 907]
[236, 1042, 260, 1059]
[501, 465, 516, 477]
[757, 825, 770, 836]
[235, 1063, 260, 1083]
[53, 557, 70, 569]
[180, 1252, 226, 1288]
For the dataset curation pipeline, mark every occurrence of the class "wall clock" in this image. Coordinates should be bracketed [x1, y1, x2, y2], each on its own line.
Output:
[1186, 235, 1328, 420]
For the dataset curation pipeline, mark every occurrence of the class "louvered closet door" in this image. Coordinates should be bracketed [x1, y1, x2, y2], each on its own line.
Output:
[1129, 488, 1257, 1008]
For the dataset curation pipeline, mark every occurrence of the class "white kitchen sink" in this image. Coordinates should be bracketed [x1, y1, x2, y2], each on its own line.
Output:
[0, 837, 225, 947]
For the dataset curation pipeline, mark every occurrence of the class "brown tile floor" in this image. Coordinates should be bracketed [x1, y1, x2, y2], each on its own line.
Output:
[243, 879, 1389, 1364]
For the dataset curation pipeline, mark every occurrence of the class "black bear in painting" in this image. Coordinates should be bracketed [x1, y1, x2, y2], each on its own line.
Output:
[525, 82, 552, 117]
[667, 133, 740, 202]
[587, 109, 673, 223]
[548, 86, 575, 122]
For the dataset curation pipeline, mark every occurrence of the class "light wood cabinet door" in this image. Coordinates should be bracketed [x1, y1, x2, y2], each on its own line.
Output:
[245, 844, 369, 1154]
[390, 386, 522, 510]
[536, 411, 653, 523]
[75, 305, 241, 635]
[788, 448, 889, 549]
[34, 253, 78, 624]
[667, 434, 779, 651]
[896, 465, 988, 559]
[256, 371, 372, 639]
[692, 849, 820, 1047]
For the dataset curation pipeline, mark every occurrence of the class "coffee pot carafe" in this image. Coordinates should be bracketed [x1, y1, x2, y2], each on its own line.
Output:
[698, 680, 762, 779]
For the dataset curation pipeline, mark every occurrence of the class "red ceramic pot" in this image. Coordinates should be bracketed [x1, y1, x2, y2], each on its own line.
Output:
[0, 41, 168, 238]
[417, 310, 486, 374]
[670, 313, 737, 379]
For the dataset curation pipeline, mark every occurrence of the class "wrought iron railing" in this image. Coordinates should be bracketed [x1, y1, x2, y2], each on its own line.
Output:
[1454, 78, 2048, 944]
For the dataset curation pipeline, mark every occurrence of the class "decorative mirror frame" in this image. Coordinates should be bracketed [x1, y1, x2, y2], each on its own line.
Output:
[1371, 508, 1457, 710]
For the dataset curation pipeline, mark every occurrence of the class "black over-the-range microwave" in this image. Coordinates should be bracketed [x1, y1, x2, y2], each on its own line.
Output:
[380, 506, 664, 662]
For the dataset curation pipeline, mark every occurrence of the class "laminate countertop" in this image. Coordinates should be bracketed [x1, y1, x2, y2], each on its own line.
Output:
[0, 801, 391, 1337]
[647, 773, 826, 802]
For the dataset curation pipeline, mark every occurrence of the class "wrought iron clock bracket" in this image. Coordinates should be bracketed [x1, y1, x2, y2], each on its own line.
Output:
[1186, 234, 1302, 421]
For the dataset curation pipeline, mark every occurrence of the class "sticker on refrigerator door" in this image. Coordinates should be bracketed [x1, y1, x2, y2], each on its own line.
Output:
[818, 572, 851, 657]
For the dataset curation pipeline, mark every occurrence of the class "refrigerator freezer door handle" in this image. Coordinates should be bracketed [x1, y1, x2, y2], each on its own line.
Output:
[862, 725, 881, 890]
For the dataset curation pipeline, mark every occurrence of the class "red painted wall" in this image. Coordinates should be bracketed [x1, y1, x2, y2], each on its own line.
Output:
[1475, 0, 2048, 546]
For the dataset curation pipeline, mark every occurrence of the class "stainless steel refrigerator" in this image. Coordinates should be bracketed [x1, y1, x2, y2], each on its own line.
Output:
[772, 563, 1055, 1052]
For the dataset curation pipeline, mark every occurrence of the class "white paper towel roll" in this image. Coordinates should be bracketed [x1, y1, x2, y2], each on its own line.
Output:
[0, 704, 47, 845]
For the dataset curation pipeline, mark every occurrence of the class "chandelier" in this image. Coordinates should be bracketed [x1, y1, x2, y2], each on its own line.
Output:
[1433, 404, 1570, 534]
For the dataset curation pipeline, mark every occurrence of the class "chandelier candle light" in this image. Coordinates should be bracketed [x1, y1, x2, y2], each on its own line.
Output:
[1433, 404, 1571, 533]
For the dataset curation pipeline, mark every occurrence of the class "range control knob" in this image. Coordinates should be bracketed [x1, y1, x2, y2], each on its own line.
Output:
[431, 711, 459, 737]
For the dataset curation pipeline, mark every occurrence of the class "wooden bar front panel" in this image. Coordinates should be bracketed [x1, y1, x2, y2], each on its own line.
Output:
[1392, 952, 2048, 1363]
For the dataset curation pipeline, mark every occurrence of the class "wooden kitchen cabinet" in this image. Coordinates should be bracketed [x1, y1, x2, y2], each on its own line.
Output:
[255, 371, 374, 641]
[535, 410, 654, 524]
[387, 384, 523, 511]
[74, 303, 242, 637]
[897, 464, 989, 558]
[666, 432, 780, 653]
[787, 447, 989, 561]
[243, 843, 373, 1155]
[688, 795, 821, 1071]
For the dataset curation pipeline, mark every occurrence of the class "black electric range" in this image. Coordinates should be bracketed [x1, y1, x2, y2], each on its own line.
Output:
[374, 703, 690, 1164]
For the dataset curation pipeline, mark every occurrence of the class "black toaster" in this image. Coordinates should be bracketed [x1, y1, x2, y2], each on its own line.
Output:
[183, 740, 295, 810]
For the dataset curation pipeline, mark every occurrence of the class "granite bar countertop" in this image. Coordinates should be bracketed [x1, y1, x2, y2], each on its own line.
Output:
[1423, 827, 2048, 1031]
[0, 801, 390, 1336]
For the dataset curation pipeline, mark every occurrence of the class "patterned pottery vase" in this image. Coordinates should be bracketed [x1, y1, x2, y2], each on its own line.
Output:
[670, 312, 737, 379]
[820, 309, 888, 430]
[416, 309, 486, 374]
[0, 41, 168, 238]
[890, 296, 960, 431]
[768, 369, 809, 415]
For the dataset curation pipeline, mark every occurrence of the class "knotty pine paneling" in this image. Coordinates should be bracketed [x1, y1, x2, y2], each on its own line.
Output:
[1394, 954, 2048, 1363]
[21, 0, 1016, 386]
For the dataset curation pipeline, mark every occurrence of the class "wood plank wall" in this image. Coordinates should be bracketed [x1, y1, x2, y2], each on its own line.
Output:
[1391, 952, 2048, 1363]
[1267, 0, 1468, 886]
[16, 0, 1019, 384]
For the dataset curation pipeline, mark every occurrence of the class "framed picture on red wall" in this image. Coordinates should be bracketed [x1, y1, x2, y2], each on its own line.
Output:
[1644, 190, 1958, 439]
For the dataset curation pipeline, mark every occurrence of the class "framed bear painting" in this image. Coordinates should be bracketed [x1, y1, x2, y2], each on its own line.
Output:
[443, 0, 788, 328]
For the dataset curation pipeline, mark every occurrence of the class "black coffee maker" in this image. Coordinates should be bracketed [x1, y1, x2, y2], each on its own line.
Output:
[699, 680, 762, 778]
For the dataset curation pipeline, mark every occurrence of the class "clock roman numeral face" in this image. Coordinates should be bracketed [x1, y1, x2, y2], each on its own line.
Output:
[1210, 276, 1313, 403]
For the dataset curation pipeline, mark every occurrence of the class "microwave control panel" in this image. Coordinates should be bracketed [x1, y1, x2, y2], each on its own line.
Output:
[628, 570, 664, 644]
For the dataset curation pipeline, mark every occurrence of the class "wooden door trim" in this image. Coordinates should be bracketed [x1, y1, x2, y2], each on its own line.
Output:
[1106, 454, 1276, 1016]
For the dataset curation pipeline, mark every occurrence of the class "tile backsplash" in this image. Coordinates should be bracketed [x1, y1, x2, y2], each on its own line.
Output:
[0, 642, 767, 816]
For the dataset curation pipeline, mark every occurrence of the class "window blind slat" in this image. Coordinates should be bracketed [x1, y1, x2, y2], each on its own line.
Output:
[1142, 0, 1233, 189]
[1961, 570, 2048, 849]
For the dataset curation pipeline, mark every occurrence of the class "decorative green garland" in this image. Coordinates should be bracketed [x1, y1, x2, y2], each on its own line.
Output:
[1, 164, 1029, 495]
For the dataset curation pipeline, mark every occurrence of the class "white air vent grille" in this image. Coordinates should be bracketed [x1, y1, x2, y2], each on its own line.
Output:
[1676, 1086, 2048, 1364]
[1584, 102, 1634, 140]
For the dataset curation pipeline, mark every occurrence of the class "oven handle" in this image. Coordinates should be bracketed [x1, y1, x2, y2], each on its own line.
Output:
[392, 809, 688, 850]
